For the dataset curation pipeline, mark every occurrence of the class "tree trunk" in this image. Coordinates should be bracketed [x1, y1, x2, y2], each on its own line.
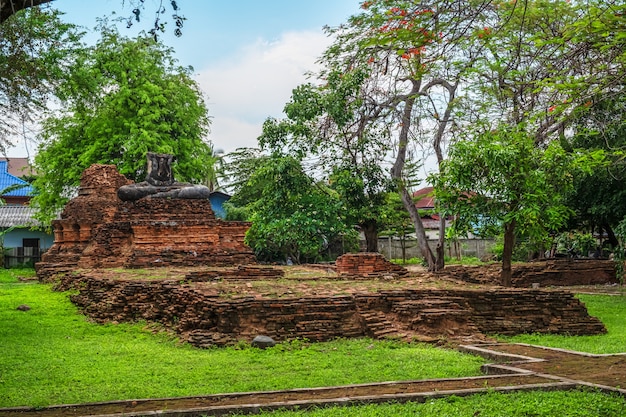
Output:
[603, 223, 619, 248]
[501, 219, 516, 287]
[362, 220, 378, 253]
[399, 186, 437, 270]
[436, 216, 446, 270]
[390, 82, 438, 271]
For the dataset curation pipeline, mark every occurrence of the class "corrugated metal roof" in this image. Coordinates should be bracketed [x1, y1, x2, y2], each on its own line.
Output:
[413, 186, 435, 209]
[0, 205, 41, 228]
[0, 161, 34, 197]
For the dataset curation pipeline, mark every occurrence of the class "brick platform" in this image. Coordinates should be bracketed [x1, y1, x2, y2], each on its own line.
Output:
[54, 273, 606, 348]
[441, 259, 618, 287]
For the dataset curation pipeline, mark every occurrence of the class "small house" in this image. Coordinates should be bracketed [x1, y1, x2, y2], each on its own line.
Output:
[0, 159, 53, 267]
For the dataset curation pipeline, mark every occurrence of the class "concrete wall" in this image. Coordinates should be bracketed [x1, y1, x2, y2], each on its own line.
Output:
[377, 237, 496, 260]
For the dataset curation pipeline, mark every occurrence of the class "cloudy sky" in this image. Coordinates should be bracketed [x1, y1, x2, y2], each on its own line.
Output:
[9, 0, 360, 157]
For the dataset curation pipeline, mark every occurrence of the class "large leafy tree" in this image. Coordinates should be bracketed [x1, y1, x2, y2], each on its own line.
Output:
[260, 68, 393, 252]
[0, 1, 185, 154]
[0, 6, 81, 152]
[291, 0, 499, 271]
[432, 126, 583, 286]
[235, 155, 355, 263]
[309, 0, 623, 272]
[428, 0, 623, 283]
[32, 26, 213, 224]
[565, 94, 626, 246]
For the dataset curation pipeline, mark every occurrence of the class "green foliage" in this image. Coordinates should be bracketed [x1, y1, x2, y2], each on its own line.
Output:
[220, 148, 271, 201]
[236, 155, 356, 263]
[0, 7, 82, 150]
[565, 94, 626, 237]
[554, 232, 598, 258]
[31, 25, 213, 224]
[432, 126, 576, 243]
[259, 66, 393, 251]
[0, 276, 485, 407]
[378, 192, 413, 238]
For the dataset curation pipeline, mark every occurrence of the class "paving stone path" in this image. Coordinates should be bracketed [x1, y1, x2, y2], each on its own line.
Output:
[2, 343, 625, 417]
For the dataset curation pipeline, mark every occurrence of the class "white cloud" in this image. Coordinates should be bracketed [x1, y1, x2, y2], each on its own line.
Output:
[195, 30, 332, 154]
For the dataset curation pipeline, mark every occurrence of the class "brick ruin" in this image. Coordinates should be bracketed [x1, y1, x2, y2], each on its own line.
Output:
[53, 273, 606, 348]
[34, 163, 612, 347]
[36, 164, 255, 279]
[336, 252, 409, 277]
[440, 259, 618, 287]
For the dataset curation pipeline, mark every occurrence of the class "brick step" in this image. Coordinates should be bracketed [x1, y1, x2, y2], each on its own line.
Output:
[360, 311, 400, 339]
[414, 309, 471, 323]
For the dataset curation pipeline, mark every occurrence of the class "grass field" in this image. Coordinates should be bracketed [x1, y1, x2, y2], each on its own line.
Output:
[1, 268, 626, 416]
[233, 390, 626, 417]
[0, 270, 483, 407]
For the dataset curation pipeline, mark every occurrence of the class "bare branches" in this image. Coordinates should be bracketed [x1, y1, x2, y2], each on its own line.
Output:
[0, 0, 51, 23]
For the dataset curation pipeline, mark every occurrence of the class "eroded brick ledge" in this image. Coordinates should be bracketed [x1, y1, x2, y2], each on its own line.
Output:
[51, 273, 606, 348]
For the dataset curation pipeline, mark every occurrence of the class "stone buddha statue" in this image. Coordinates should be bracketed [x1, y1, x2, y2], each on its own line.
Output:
[117, 152, 211, 201]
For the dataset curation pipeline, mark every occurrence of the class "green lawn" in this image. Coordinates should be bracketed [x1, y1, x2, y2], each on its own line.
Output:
[236, 390, 626, 417]
[0, 270, 484, 408]
[2, 268, 626, 416]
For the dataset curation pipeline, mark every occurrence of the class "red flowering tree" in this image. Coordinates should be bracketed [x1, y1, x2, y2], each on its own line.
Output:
[261, 0, 624, 274]
[306, 0, 495, 270]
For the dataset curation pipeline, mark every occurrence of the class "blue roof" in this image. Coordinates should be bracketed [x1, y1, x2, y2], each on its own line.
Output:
[0, 161, 34, 197]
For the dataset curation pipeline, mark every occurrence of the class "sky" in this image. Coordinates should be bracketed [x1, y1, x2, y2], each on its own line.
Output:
[9, 0, 361, 157]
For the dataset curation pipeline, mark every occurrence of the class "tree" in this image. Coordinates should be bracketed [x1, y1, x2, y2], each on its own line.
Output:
[31, 26, 213, 224]
[0, 1, 185, 154]
[260, 68, 393, 252]
[219, 147, 272, 205]
[328, 165, 390, 252]
[237, 155, 356, 263]
[1, 0, 185, 38]
[294, 0, 502, 271]
[564, 94, 626, 247]
[0, 6, 82, 151]
[431, 125, 586, 286]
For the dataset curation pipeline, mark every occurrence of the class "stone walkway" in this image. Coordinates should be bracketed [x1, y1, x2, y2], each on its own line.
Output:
[2, 343, 625, 417]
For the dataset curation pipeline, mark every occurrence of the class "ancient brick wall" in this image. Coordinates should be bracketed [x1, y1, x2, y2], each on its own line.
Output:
[441, 259, 617, 287]
[57, 274, 606, 348]
[336, 252, 408, 276]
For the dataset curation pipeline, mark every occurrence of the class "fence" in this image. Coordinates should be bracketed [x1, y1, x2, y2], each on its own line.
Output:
[3, 246, 42, 268]
[377, 237, 496, 261]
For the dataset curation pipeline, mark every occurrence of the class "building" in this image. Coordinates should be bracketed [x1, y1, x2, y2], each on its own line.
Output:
[209, 190, 231, 219]
[0, 159, 53, 267]
[413, 186, 449, 240]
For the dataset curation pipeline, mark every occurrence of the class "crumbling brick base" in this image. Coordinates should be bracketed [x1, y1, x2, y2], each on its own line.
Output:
[54, 273, 606, 348]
